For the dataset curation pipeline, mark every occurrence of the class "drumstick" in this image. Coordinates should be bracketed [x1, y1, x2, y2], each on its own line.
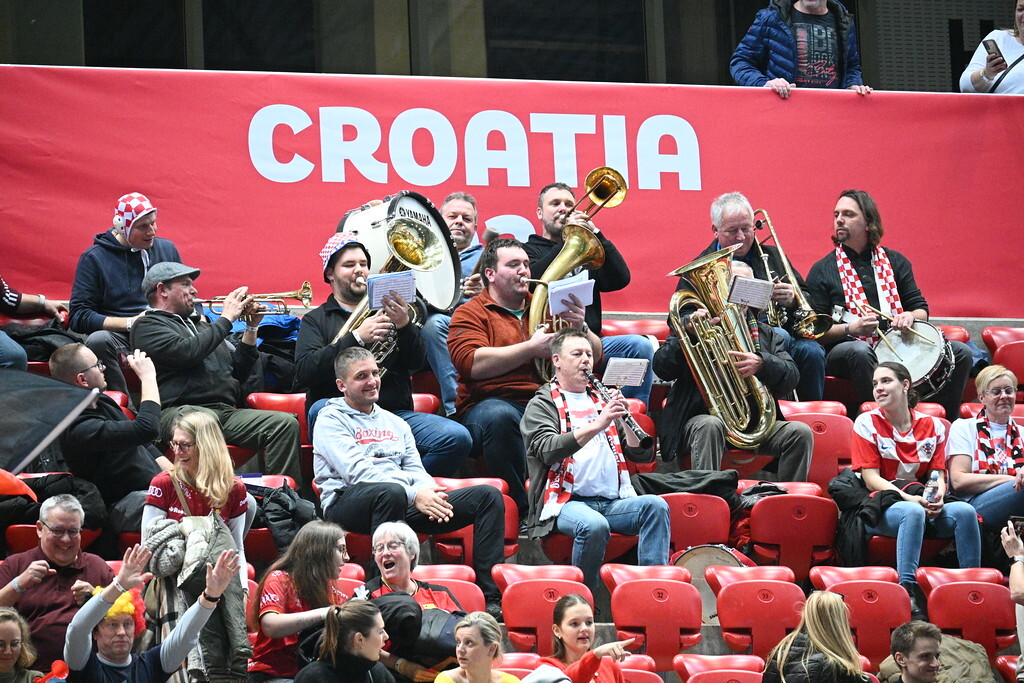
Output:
[861, 305, 936, 345]
[875, 328, 904, 361]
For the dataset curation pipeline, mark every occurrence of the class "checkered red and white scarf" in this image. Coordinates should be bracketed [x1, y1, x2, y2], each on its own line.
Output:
[973, 409, 1024, 475]
[835, 246, 903, 342]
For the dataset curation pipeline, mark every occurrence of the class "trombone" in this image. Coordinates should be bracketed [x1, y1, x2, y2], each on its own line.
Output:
[196, 281, 314, 316]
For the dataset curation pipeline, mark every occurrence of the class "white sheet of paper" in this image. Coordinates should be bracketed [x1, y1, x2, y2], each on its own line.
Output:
[600, 358, 650, 388]
[727, 275, 773, 310]
[367, 271, 417, 309]
[548, 271, 594, 315]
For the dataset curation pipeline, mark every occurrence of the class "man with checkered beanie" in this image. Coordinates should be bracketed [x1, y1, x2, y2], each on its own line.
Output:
[806, 189, 973, 419]
[69, 192, 181, 399]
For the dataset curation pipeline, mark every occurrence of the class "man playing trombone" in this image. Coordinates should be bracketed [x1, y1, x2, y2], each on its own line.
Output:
[522, 328, 669, 592]
[805, 189, 972, 419]
[130, 262, 303, 484]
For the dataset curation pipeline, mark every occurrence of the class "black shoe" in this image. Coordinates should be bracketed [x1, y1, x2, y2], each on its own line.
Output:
[485, 599, 503, 622]
[901, 581, 928, 622]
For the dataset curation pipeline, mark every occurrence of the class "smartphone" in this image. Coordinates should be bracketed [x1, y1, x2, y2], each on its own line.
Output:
[984, 39, 1004, 62]
[1010, 515, 1024, 536]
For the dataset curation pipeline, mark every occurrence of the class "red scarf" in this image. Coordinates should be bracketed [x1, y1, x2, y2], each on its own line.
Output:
[973, 408, 1024, 475]
[835, 245, 902, 342]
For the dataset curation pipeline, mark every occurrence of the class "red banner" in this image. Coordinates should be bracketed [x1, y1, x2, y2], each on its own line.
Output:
[1, 65, 1020, 318]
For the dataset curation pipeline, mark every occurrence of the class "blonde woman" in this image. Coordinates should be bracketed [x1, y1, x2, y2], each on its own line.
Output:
[0, 608, 41, 683]
[437, 612, 519, 683]
[763, 591, 868, 683]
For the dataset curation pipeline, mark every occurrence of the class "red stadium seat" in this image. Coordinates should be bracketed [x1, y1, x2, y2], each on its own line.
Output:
[705, 566, 795, 596]
[736, 480, 823, 497]
[996, 655, 1018, 683]
[542, 533, 638, 566]
[620, 669, 663, 683]
[914, 566, 1005, 598]
[624, 398, 647, 415]
[865, 535, 950, 569]
[497, 652, 542, 671]
[103, 390, 136, 419]
[929, 581, 1017, 664]
[663, 493, 731, 554]
[245, 391, 314, 484]
[809, 565, 898, 590]
[624, 411, 657, 474]
[602, 318, 670, 343]
[492, 564, 584, 593]
[620, 654, 656, 672]
[599, 563, 691, 594]
[959, 402, 1024, 419]
[412, 564, 476, 582]
[935, 325, 970, 344]
[106, 560, 123, 574]
[860, 401, 946, 419]
[747, 494, 838, 581]
[501, 578, 592, 655]
[609, 578, 702, 670]
[778, 400, 847, 417]
[982, 327, 1024, 357]
[786, 412, 856, 489]
[716, 580, 805, 658]
[422, 577, 485, 612]
[338, 564, 365, 580]
[6, 525, 101, 553]
[411, 370, 442, 402]
[335, 577, 367, 599]
[994, 341, 1024, 393]
[412, 393, 441, 415]
[432, 477, 519, 564]
[722, 450, 775, 480]
[687, 671, 762, 683]
[674, 654, 765, 680]
[240, 474, 298, 563]
[829, 579, 911, 671]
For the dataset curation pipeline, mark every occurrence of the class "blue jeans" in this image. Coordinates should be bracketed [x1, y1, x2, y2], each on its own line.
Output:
[773, 327, 826, 401]
[461, 398, 528, 520]
[421, 312, 458, 416]
[962, 480, 1024, 530]
[865, 500, 981, 584]
[555, 494, 671, 591]
[308, 399, 472, 477]
[599, 334, 655, 407]
[0, 331, 27, 371]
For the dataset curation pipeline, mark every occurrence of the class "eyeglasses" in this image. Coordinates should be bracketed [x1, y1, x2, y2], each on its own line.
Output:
[0, 640, 21, 651]
[372, 540, 404, 555]
[78, 360, 105, 374]
[169, 440, 195, 452]
[40, 520, 81, 538]
[986, 387, 1016, 397]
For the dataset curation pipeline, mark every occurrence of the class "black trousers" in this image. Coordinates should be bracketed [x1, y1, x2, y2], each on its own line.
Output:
[325, 480, 504, 601]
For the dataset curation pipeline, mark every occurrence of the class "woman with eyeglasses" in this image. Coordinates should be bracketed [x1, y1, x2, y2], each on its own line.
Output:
[948, 364, 1024, 530]
[0, 608, 41, 683]
[249, 521, 352, 682]
[763, 591, 867, 683]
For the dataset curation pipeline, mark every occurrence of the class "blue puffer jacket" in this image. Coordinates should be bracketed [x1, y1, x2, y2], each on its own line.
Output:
[730, 0, 864, 88]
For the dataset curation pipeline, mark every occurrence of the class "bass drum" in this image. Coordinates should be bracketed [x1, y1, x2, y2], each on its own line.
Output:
[337, 191, 462, 314]
[874, 321, 955, 399]
[672, 544, 754, 624]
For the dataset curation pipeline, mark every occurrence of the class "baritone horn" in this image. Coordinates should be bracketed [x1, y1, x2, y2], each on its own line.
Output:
[526, 167, 627, 379]
[668, 246, 776, 450]
[752, 209, 833, 339]
[197, 281, 314, 315]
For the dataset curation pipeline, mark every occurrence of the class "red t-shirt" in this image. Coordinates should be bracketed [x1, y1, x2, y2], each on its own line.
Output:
[852, 409, 947, 482]
[249, 570, 351, 676]
[145, 471, 248, 521]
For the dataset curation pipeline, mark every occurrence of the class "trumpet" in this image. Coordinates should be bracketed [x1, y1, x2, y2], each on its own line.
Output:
[196, 281, 313, 315]
[583, 370, 654, 450]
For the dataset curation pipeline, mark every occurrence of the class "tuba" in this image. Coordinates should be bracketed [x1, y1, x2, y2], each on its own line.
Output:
[667, 246, 777, 450]
[527, 167, 626, 379]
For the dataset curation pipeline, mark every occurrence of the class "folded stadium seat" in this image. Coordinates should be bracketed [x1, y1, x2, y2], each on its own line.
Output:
[411, 564, 475, 582]
[960, 402, 1024, 419]
[865, 535, 950, 569]
[601, 318, 670, 344]
[704, 566, 795, 597]
[497, 669, 533, 679]
[996, 655, 1018, 683]
[599, 563, 691, 594]
[411, 370, 442, 403]
[981, 326, 1024, 357]
[609, 578, 702, 670]
[335, 577, 367, 599]
[497, 652, 542, 671]
[338, 564, 365, 580]
[620, 669, 663, 683]
[3, 524, 102, 554]
[777, 400, 847, 417]
[619, 654, 657, 672]
[662, 492, 731, 556]
[928, 581, 1017, 665]
[784, 412, 855, 489]
[716, 579, 805, 658]
[245, 391, 314, 483]
[736, 480, 823, 497]
[415, 576, 485, 612]
[624, 398, 647, 415]
[722, 450, 775, 480]
[491, 564, 583, 593]
[102, 391, 135, 419]
[994, 341, 1024, 402]
[808, 565, 897, 590]
[828, 579, 911, 671]
[106, 560, 123, 574]
[542, 531, 638, 566]
[412, 393, 441, 415]
[860, 401, 945, 419]
[673, 653, 765, 681]
[623, 411, 657, 475]
[747, 494, 838, 581]
[686, 670, 763, 683]
[914, 566, 1005, 598]
[238, 474, 298, 564]
[501, 578, 592, 655]
[431, 476, 519, 564]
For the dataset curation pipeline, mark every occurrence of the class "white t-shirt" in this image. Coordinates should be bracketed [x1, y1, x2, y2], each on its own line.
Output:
[948, 417, 1013, 474]
[960, 29, 1024, 94]
[562, 390, 619, 498]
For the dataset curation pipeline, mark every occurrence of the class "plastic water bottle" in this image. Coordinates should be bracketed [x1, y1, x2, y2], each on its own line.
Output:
[923, 470, 941, 504]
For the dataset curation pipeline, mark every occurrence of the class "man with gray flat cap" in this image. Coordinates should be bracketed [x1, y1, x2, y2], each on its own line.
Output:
[130, 262, 302, 483]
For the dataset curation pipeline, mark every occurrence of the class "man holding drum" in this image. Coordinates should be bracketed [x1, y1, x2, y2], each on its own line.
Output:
[805, 189, 972, 419]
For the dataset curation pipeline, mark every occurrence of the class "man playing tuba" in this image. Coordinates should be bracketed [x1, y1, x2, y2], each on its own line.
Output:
[654, 261, 812, 480]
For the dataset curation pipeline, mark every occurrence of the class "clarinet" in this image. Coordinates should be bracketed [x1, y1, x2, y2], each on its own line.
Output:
[583, 370, 654, 450]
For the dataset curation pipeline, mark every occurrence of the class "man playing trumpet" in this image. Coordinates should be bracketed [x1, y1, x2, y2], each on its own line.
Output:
[522, 328, 669, 592]
[130, 262, 302, 484]
[654, 261, 812, 480]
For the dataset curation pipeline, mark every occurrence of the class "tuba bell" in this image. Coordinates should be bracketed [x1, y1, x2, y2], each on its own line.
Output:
[667, 246, 777, 450]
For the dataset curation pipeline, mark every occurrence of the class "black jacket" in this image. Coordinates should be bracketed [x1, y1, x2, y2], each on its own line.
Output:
[296, 651, 395, 683]
[763, 633, 867, 683]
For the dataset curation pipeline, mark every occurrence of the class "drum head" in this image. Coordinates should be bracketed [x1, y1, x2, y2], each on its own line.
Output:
[672, 544, 749, 624]
[874, 322, 952, 398]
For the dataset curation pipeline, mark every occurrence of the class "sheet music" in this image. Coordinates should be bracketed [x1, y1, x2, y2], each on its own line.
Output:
[367, 271, 417, 308]
[600, 358, 649, 388]
[727, 275, 773, 310]
[548, 271, 594, 315]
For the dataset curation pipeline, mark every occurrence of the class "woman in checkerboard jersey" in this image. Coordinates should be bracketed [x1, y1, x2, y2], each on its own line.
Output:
[947, 364, 1024, 531]
[852, 362, 981, 621]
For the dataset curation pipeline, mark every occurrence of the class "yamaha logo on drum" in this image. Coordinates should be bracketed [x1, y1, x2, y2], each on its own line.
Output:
[397, 206, 431, 225]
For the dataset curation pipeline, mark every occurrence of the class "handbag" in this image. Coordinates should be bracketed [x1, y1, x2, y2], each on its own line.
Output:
[170, 477, 236, 595]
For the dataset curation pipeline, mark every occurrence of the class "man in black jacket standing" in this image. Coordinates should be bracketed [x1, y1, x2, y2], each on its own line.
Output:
[131, 262, 302, 484]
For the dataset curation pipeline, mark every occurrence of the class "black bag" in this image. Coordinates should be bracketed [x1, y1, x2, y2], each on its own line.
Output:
[245, 482, 317, 553]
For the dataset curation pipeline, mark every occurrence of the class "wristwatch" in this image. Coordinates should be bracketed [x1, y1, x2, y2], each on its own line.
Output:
[1013, 555, 1024, 565]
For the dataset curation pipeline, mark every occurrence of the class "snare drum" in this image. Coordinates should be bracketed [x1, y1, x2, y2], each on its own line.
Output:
[672, 544, 754, 623]
[874, 321, 955, 399]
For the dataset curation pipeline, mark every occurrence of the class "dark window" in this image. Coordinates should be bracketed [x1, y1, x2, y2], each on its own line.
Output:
[203, 0, 316, 72]
[84, 0, 186, 69]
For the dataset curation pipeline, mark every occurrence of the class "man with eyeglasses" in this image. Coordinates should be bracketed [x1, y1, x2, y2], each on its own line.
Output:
[313, 346, 504, 619]
[49, 343, 171, 545]
[0, 494, 113, 671]
[806, 189, 973, 419]
[691, 191, 826, 401]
